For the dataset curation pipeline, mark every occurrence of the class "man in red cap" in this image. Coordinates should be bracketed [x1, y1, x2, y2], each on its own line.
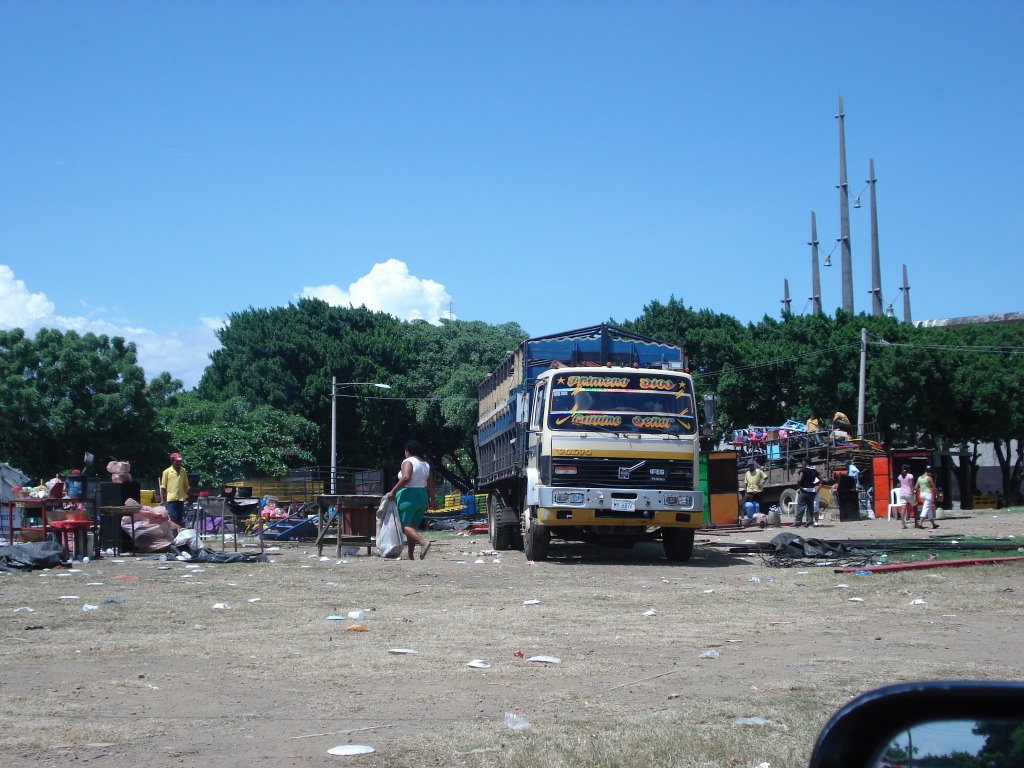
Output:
[160, 452, 190, 525]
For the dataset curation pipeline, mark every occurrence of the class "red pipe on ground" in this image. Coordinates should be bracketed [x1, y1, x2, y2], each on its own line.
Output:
[834, 556, 1023, 573]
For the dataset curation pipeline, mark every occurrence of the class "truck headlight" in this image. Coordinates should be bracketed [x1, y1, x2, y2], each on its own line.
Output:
[553, 491, 585, 505]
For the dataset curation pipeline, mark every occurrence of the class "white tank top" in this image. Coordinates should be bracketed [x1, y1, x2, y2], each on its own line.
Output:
[400, 456, 430, 488]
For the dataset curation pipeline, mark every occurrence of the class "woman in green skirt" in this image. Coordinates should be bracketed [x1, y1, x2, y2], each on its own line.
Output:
[386, 440, 436, 559]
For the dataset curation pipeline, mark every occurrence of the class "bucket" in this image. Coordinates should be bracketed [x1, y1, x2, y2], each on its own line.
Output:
[139, 490, 155, 505]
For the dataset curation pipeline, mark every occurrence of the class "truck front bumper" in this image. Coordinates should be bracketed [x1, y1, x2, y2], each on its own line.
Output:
[535, 487, 702, 528]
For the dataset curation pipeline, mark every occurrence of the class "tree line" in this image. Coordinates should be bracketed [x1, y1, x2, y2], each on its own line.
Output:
[1, 297, 1021, 500]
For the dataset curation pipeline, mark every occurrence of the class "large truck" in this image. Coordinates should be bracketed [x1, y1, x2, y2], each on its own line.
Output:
[476, 325, 704, 562]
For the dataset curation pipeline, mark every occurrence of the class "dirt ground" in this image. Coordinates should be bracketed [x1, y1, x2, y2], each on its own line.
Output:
[1, 507, 1022, 768]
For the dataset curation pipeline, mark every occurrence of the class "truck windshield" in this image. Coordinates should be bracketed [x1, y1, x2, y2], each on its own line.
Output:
[547, 372, 697, 435]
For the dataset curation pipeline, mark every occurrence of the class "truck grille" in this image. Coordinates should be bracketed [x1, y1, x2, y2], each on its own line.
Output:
[552, 457, 694, 490]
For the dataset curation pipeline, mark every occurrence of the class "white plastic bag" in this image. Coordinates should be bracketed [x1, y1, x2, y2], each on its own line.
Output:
[375, 497, 405, 558]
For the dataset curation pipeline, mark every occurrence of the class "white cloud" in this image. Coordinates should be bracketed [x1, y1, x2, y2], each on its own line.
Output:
[0, 265, 55, 325]
[300, 259, 455, 323]
[0, 264, 220, 389]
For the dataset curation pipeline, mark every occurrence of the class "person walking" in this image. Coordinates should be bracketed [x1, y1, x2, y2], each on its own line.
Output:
[897, 465, 915, 529]
[914, 466, 939, 529]
[159, 452, 190, 526]
[385, 440, 436, 560]
[795, 458, 821, 528]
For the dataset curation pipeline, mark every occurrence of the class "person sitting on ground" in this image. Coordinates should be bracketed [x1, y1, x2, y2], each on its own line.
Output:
[742, 460, 768, 522]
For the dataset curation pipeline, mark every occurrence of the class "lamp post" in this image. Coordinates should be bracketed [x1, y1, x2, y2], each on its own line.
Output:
[856, 328, 890, 437]
[330, 377, 391, 494]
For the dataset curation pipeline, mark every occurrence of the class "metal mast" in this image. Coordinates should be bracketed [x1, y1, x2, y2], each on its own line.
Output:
[900, 264, 912, 323]
[868, 159, 883, 315]
[782, 278, 792, 317]
[836, 96, 854, 312]
[809, 211, 822, 316]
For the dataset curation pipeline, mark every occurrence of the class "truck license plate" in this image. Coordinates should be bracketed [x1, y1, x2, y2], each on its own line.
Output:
[612, 499, 635, 512]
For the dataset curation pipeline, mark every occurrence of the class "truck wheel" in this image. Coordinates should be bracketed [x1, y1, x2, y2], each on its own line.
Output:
[662, 528, 695, 562]
[523, 509, 550, 561]
[488, 494, 513, 551]
[779, 488, 797, 516]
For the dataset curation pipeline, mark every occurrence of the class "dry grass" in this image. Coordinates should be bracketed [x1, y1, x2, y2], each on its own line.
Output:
[1, 516, 1023, 768]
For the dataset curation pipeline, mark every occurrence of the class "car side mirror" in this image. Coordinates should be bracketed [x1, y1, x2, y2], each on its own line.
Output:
[808, 681, 1024, 768]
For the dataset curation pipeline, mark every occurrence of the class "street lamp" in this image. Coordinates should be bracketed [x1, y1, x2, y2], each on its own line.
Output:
[330, 377, 391, 494]
[856, 328, 891, 437]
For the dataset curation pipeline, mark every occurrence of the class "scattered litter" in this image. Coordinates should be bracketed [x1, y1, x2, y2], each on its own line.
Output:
[247, 597, 262, 603]
[180, 574, 193, 579]
[345, 624, 370, 632]
[193, 624, 206, 630]
[327, 745, 375, 756]
[643, 608, 658, 617]
[854, 570, 873, 576]
[327, 615, 345, 621]
[910, 598, 927, 605]
[58, 595, 79, 600]
[703, 589, 715, 594]
[504, 707, 530, 731]
[474, 559, 485, 564]
[320, 556, 331, 562]
[467, 660, 491, 669]
[103, 598, 126, 604]
[147, 684, 159, 690]
[523, 599, 541, 606]
[347, 610, 365, 620]
[157, 566, 171, 570]
[835, 584, 850, 589]
[797, 571, 809, 574]
[750, 577, 761, 583]
[211, 603, 231, 610]
[86, 582, 104, 585]
[735, 716, 770, 726]
[526, 655, 560, 664]
[699, 649, 720, 659]
[13, 607, 35, 613]
[848, 597, 864, 603]
[82, 604, 99, 611]
[387, 648, 417, 654]
[513, 650, 525, 658]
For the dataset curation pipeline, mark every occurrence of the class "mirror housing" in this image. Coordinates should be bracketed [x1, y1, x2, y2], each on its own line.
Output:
[809, 681, 1024, 768]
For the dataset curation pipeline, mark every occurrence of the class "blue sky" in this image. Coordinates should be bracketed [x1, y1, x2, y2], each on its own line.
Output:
[2, 1, 1021, 387]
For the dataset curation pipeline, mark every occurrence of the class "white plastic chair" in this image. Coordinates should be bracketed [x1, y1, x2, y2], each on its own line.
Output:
[887, 488, 903, 520]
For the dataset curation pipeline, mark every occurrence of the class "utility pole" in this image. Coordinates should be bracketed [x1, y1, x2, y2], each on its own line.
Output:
[837, 96, 854, 313]
[782, 279, 792, 317]
[809, 211, 822, 316]
[900, 264, 913, 323]
[868, 159, 884, 316]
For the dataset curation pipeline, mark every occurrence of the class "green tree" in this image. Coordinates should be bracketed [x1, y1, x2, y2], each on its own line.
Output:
[0, 328, 167, 480]
[403, 319, 528, 489]
[159, 393, 319, 486]
[197, 299, 412, 471]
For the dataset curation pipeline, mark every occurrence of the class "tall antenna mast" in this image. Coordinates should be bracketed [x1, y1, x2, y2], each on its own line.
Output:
[836, 96, 854, 312]
[868, 158, 883, 315]
[900, 264, 912, 323]
[782, 278, 792, 317]
[809, 211, 822, 316]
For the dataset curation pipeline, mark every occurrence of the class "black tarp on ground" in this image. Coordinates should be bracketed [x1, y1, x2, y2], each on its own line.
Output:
[0, 540, 64, 572]
[770, 532, 871, 559]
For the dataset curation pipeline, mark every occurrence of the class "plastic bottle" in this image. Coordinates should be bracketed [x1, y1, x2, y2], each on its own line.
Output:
[504, 707, 530, 731]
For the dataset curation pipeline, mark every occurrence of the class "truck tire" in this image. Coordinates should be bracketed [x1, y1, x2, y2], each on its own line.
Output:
[523, 509, 550, 562]
[662, 528, 695, 562]
[488, 493, 514, 551]
[779, 488, 797, 516]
